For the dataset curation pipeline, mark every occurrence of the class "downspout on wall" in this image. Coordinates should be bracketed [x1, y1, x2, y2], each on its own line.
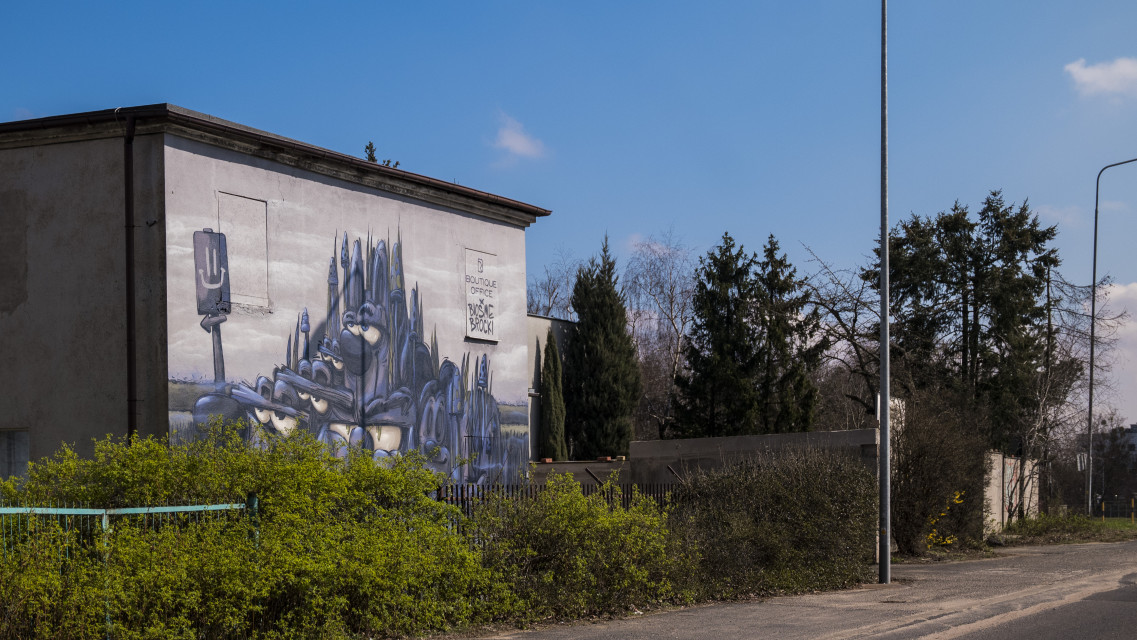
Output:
[124, 115, 138, 439]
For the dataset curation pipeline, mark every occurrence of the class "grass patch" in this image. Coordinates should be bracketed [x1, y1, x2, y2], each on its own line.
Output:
[1000, 512, 1137, 545]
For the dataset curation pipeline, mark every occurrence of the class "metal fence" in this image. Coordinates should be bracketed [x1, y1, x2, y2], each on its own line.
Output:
[1098, 497, 1136, 521]
[1, 499, 254, 639]
[1, 500, 251, 556]
[436, 482, 677, 520]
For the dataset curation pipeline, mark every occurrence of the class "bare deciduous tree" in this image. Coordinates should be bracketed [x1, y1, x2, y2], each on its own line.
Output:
[527, 246, 579, 320]
[623, 230, 695, 439]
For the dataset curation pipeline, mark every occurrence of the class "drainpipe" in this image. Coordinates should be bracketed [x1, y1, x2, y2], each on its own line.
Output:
[124, 115, 138, 439]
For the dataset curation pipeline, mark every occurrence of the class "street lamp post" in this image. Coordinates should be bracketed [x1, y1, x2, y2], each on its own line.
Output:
[878, 0, 891, 585]
[1088, 157, 1137, 515]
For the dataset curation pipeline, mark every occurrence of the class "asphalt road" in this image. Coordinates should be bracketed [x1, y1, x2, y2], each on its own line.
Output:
[472, 540, 1137, 639]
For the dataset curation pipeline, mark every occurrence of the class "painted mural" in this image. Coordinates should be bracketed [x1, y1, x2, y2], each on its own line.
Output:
[178, 229, 529, 484]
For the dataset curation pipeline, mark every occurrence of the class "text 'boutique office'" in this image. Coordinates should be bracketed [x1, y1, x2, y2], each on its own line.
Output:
[0, 104, 550, 481]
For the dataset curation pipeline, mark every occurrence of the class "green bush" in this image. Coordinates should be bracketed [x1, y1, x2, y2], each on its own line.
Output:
[1, 426, 881, 637]
[0, 424, 505, 639]
[890, 389, 988, 555]
[0, 524, 105, 640]
[668, 448, 877, 598]
[472, 473, 687, 619]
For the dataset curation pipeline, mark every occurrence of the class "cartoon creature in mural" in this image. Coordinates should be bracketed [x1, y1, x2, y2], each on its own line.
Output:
[189, 230, 526, 483]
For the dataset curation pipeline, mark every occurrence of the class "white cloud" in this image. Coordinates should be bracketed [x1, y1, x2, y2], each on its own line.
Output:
[1035, 204, 1084, 229]
[1065, 57, 1137, 98]
[493, 113, 546, 160]
[1102, 281, 1137, 423]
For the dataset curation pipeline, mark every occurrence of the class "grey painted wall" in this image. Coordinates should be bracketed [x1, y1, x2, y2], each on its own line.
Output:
[163, 135, 532, 482]
[0, 133, 168, 462]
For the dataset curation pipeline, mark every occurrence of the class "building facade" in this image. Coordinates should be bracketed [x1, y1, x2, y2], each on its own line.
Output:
[0, 104, 549, 482]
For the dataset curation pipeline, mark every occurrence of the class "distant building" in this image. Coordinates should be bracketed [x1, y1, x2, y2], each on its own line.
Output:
[0, 104, 550, 481]
[1122, 425, 1137, 459]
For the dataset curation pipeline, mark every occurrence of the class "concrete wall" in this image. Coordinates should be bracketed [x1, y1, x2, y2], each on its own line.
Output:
[628, 429, 880, 486]
[163, 134, 532, 483]
[0, 132, 168, 469]
[984, 451, 1039, 533]
[530, 460, 627, 486]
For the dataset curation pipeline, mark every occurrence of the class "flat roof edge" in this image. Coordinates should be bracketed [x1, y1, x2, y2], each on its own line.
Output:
[0, 104, 552, 222]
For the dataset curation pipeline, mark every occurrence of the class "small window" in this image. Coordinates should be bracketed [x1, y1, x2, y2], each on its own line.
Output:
[217, 192, 269, 308]
[0, 430, 29, 479]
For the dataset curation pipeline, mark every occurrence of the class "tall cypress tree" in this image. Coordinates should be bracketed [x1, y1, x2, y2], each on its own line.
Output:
[564, 238, 641, 458]
[538, 327, 568, 461]
[673, 232, 763, 437]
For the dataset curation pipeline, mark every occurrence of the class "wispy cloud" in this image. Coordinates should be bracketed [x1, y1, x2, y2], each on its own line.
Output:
[493, 113, 546, 162]
[1035, 204, 1084, 229]
[1065, 57, 1137, 98]
[1102, 281, 1137, 420]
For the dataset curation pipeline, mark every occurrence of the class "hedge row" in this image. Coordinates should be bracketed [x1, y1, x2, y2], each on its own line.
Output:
[0, 425, 876, 639]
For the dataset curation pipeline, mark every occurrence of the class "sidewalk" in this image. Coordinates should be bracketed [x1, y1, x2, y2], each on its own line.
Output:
[462, 541, 1137, 640]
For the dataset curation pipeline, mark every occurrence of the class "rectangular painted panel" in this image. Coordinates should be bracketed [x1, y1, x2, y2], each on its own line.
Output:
[217, 192, 269, 308]
[464, 248, 499, 342]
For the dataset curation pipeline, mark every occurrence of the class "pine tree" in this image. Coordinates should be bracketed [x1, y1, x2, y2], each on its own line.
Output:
[538, 327, 568, 461]
[563, 238, 641, 458]
[672, 232, 763, 437]
[752, 235, 827, 432]
[875, 190, 1059, 452]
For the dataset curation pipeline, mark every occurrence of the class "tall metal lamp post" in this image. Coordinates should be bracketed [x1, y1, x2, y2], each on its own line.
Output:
[1087, 157, 1137, 515]
[878, 0, 892, 584]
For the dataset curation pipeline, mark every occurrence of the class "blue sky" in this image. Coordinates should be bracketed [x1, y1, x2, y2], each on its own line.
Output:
[6, 1, 1137, 421]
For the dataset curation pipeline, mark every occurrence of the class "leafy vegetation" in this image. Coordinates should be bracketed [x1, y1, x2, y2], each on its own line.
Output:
[474, 473, 683, 619]
[668, 448, 877, 598]
[0, 423, 502, 639]
[0, 430, 878, 638]
[1000, 512, 1137, 545]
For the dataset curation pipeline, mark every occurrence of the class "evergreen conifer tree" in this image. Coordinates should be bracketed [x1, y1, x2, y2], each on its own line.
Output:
[563, 238, 641, 458]
[673, 232, 763, 437]
[538, 328, 568, 461]
[753, 235, 828, 432]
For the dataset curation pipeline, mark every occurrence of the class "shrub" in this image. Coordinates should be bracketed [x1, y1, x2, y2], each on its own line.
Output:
[0, 523, 105, 640]
[472, 473, 685, 619]
[890, 389, 988, 555]
[0, 424, 503, 639]
[668, 448, 877, 598]
[1, 425, 882, 637]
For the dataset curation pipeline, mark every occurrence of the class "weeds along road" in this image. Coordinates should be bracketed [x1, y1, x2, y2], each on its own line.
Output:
[476, 540, 1137, 640]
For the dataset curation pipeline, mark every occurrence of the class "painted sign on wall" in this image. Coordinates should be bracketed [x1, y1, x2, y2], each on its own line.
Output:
[464, 248, 498, 342]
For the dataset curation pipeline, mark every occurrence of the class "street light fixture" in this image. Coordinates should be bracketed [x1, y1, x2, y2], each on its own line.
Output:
[1087, 157, 1137, 515]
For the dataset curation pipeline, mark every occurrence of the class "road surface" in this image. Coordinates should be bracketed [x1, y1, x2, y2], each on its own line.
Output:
[471, 540, 1137, 639]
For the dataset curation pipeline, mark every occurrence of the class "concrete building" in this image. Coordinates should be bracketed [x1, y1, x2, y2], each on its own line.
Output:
[0, 104, 549, 481]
